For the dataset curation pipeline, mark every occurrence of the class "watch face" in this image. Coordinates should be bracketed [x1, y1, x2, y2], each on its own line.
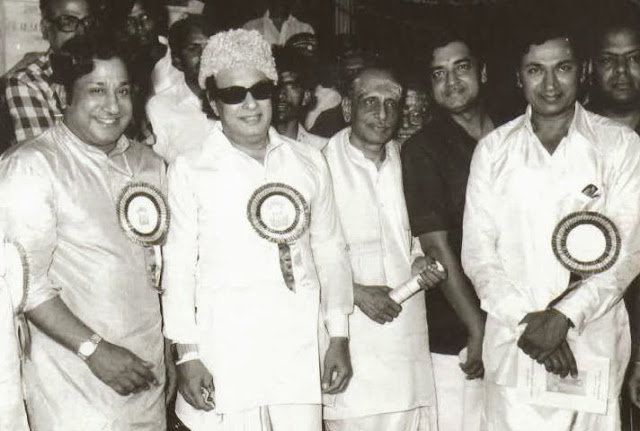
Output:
[79, 341, 97, 357]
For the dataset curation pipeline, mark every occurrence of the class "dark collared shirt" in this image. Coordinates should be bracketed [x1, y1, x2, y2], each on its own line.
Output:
[401, 111, 482, 355]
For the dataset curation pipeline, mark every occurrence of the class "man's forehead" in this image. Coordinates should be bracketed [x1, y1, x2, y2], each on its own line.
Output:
[600, 27, 640, 53]
[279, 71, 300, 83]
[354, 75, 402, 99]
[523, 38, 576, 64]
[50, 0, 89, 16]
[431, 41, 473, 67]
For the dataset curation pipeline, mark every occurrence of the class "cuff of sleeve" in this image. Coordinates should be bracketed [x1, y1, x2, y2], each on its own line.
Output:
[325, 313, 349, 338]
[175, 351, 200, 365]
[553, 303, 585, 334]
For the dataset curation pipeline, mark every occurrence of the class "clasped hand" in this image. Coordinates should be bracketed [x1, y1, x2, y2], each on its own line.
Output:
[86, 341, 159, 396]
[517, 309, 577, 378]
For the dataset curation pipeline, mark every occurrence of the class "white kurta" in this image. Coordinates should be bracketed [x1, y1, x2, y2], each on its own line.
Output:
[0, 236, 30, 431]
[297, 123, 328, 151]
[462, 104, 640, 430]
[0, 124, 167, 431]
[162, 123, 353, 428]
[322, 128, 436, 422]
[146, 79, 216, 163]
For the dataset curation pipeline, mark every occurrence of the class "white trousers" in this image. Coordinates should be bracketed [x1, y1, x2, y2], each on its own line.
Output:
[324, 406, 437, 431]
[431, 352, 485, 431]
[179, 403, 322, 431]
[484, 382, 620, 431]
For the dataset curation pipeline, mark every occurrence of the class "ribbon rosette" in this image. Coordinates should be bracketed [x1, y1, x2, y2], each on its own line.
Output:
[247, 182, 310, 291]
[116, 182, 170, 291]
[548, 211, 620, 307]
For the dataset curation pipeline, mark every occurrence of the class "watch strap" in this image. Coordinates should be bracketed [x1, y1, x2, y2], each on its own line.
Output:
[171, 343, 199, 362]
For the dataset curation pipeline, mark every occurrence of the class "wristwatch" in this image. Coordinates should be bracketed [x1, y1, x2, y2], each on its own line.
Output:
[77, 334, 102, 361]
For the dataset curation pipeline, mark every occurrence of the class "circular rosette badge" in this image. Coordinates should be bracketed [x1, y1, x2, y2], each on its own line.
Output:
[117, 182, 170, 246]
[551, 211, 620, 275]
[247, 182, 310, 245]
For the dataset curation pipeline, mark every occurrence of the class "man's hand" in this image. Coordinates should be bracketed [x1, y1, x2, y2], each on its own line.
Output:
[322, 337, 352, 394]
[176, 359, 215, 411]
[628, 361, 640, 409]
[354, 284, 402, 324]
[518, 309, 571, 362]
[542, 341, 578, 378]
[86, 341, 159, 396]
[412, 256, 447, 290]
[164, 339, 178, 406]
[460, 334, 484, 379]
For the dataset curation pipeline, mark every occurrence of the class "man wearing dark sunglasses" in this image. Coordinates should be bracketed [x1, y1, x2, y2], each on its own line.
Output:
[162, 29, 353, 431]
[2, 0, 92, 145]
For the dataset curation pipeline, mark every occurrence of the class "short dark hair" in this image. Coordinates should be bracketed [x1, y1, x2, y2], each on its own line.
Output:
[513, 13, 582, 66]
[51, 30, 133, 103]
[273, 45, 317, 90]
[168, 14, 206, 55]
[121, 0, 169, 36]
[426, 27, 484, 65]
[588, 3, 640, 57]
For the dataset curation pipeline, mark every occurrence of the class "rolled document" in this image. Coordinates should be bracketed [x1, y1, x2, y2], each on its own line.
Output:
[389, 259, 445, 304]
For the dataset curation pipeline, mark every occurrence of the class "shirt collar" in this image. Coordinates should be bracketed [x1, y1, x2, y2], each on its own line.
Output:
[212, 121, 284, 155]
[523, 102, 595, 148]
[341, 127, 396, 168]
[59, 122, 131, 158]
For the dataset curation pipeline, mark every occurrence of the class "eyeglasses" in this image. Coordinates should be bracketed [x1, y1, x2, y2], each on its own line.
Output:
[213, 81, 275, 104]
[47, 15, 94, 33]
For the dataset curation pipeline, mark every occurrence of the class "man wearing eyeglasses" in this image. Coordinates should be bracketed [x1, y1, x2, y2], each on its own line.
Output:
[2, 0, 93, 145]
[161, 29, 353, 431]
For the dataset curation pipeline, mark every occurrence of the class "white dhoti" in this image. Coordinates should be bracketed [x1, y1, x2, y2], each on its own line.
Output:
[177, 401, 321, 431]
[484, 382, 620, 431]
[324, 406, 437, 431]
[431, 352, 484, 431]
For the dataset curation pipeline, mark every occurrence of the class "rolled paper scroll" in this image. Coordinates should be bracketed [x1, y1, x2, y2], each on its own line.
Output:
[247, 183, 310, 292]
[389, 259, 445, 304]
[116, 183, 170, 291]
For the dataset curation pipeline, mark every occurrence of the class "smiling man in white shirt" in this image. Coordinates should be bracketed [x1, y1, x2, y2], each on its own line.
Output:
[322, 66, 445, 431]
[462, 20, 640, 430]
[161, 29, 353, 431]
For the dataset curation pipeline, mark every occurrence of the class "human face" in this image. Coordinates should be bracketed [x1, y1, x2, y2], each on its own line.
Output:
[42, 0, 91, 51]
[64, 58, 132, 153]
[274, 71, 306, 124]
[126, 1, 157, 47]
[396, 89, 428, 144]
[518, 37, 581, 119]
[175, 27, 207, 85]
[344, 69, 402, 147]
[430, 41, 482, 114]
[212, 68, 273, 146]
[592, 27, 640, 108]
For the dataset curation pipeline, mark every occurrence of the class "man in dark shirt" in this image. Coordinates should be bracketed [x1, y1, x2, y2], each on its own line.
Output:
[401, 29, 497, 431]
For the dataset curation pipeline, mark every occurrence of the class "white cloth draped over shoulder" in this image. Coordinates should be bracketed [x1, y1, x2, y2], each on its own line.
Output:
[146, 79, 216, 163]
[321, 128, 435, 422]
[462, 104, 640, 429]
[0, 124, 167, 431]
[161, 123, 353, 428]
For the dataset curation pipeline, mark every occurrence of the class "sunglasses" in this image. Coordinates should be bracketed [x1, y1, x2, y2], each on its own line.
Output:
[213, 81, 275, 105]
[47, 15, 95, 33]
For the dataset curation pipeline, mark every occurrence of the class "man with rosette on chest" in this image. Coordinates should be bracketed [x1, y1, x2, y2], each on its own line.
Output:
[161, 29, 354, 431]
